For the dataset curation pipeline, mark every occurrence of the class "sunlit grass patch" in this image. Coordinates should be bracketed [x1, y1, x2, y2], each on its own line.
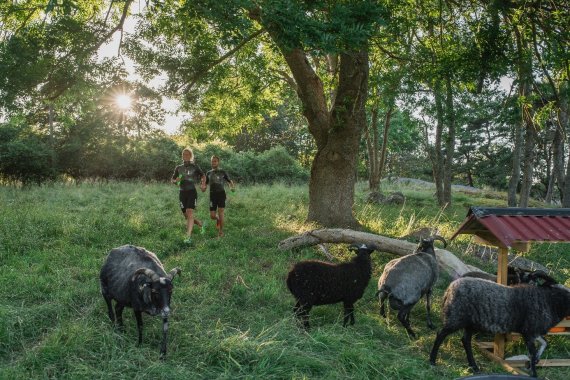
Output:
[1, 181, 568, 379]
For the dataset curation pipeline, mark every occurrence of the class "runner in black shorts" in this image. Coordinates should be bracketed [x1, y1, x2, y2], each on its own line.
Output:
[171, 147, 206, 244]
[206, 155, 234, 237]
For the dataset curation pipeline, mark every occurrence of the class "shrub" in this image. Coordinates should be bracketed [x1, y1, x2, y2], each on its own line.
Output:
[0, 124, 56, 185]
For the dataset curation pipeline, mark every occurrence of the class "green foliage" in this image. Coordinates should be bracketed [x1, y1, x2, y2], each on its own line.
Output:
[1, 182, 569, 379]
[193, 143, 309, 184]
[0, 123, 56, 185]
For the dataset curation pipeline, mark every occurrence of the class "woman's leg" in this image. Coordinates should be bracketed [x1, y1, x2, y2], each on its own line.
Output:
[217, 208, 225, 236]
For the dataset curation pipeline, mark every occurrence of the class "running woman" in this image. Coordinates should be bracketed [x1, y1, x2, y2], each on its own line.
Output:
[172, 147, 206, 244]
[205, 155, 235, 237]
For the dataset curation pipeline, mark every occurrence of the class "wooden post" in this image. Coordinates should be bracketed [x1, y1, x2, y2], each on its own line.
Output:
[494, 245, 509, 358]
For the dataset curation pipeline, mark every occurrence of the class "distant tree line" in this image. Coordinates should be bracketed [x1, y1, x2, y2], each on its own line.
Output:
[1, 0, 569, 223]
[0, 119, 308, 185]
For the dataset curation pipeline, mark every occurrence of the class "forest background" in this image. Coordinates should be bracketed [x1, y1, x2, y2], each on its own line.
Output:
[1, 1, 569, 222]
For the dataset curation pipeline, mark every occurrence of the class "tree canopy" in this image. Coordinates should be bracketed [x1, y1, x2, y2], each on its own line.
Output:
[1, 0, 570, 221]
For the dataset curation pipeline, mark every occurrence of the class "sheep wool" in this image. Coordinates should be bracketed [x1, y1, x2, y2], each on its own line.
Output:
[287, 244, 375, 329]
[377, 236, 446, 337]
[430, 277, 570, 377]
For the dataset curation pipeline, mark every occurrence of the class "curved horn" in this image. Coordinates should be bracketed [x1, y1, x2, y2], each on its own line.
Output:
[132, 268, 160, 282]
[530, 270, 557, 286]
[167, 267, 181, 280]
[431, 235, 447, 248]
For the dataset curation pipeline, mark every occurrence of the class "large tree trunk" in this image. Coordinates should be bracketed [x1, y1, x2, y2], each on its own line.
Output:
[378, 105, 393, 188]
[277, 47, 368, 227]
[443, 76, 456, 206]
[508, 23, 531, 207]
[508, 119, 523, 206]
[546, 117, 564, 204]
[365, 102, 380, 191]
[560, 82, 570, 206]
[308, 50, 368, 227]
[518, 119, 536, 207]
[431, 79, 446, 206]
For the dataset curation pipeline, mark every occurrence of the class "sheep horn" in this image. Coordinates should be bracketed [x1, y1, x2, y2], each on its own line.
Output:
[167, 267, 181, 280]
[132, 268, 160, 282]
[431, 235, 447, 248]
[529, 270, 557, 286]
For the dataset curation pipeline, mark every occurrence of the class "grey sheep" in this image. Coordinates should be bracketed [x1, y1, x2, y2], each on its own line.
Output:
[100, 245, 181, 358]
[429, 275, 570, 377]
[377, 236, 447, 338]
[286, 244, 375, 329]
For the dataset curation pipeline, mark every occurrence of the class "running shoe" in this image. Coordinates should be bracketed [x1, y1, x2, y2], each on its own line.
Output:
[183, 237, 193, 245]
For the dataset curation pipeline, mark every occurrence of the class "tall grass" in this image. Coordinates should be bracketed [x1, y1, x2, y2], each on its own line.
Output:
[1, 181, 568, 379]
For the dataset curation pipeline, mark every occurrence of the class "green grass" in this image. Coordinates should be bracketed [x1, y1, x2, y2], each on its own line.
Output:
[1, 181, 569, 379]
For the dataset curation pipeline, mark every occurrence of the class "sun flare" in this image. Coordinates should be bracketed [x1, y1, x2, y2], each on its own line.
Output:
[116, 94, 132, 110]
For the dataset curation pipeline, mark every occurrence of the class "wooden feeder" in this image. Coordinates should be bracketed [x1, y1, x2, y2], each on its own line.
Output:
[450, 207, 570, 373]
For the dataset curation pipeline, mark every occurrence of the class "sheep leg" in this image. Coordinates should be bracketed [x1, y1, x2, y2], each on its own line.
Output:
[134, 310, 144, 345]
[461, 328, 479, 373]
[425, 289, 435, 329]
[102, 294, 115, 323]
[343, 302, 355, 327]
[115, 302, 125, 330]
[523, 335, 539, 378]
[397, 305, 416, 338]
[160, 317, 168, 359]
[294, 301, 311, 329]
[378, 291, 387, 318]
[536, 336, 547, 361]
[429, 327, 455, 366]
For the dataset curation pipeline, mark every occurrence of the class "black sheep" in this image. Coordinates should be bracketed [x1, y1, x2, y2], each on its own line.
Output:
[286, 244, 375, 328]
[429, 275, 570, 377]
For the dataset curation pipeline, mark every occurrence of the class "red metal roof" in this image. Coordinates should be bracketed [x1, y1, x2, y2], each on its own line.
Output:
[450, 207, 570, 249]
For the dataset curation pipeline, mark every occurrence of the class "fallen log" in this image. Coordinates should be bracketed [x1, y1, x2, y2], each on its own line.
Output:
[278, 228, 482, 279]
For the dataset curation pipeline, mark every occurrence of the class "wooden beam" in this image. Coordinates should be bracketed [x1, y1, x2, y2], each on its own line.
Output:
[475, 341, 529, 376]
[493, 246, 509, 359]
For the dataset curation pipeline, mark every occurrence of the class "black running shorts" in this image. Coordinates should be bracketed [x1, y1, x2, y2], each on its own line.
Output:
[209, 191, 226, 211]
[179, 189, 198, 213]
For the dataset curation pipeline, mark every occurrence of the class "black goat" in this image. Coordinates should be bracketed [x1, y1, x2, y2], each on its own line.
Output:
[100, 245, 181, 358]
[286, 244, 375, 328]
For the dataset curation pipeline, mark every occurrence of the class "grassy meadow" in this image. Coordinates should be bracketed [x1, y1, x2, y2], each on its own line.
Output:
[1, 181, 569, 379]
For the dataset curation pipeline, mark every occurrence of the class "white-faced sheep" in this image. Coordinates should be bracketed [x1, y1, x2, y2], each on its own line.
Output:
[429, 275, 570, 377]
[377, 236, 447, 338]
[100, 245, 181, 358]
[286, 244, 375, 329]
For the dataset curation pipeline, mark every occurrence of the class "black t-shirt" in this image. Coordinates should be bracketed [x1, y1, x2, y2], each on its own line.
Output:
[206, 169, 231, 193]
[172, 162, 204, 191]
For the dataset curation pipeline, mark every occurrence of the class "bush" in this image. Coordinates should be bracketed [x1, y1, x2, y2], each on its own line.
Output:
[0, 124, 56, 185]
[191, 143, 309, 184]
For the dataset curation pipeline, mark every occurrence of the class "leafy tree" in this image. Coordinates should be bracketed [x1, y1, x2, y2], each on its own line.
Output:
[128, 0, 385, 227]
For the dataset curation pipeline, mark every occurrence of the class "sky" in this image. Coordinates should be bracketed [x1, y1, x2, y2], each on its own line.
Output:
[98, 4, 185, 135]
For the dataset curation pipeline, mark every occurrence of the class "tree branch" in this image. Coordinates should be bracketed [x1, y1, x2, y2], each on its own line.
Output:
[177, 28, 266, 93]
[279, 228, 480, 279]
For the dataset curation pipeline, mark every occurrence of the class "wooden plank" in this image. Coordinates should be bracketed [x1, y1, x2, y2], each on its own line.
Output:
[477, 341, 494, 349]
[553, 319, 570, 327]
[505, 359, 570, 367]
[477, 344, 529, 376]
